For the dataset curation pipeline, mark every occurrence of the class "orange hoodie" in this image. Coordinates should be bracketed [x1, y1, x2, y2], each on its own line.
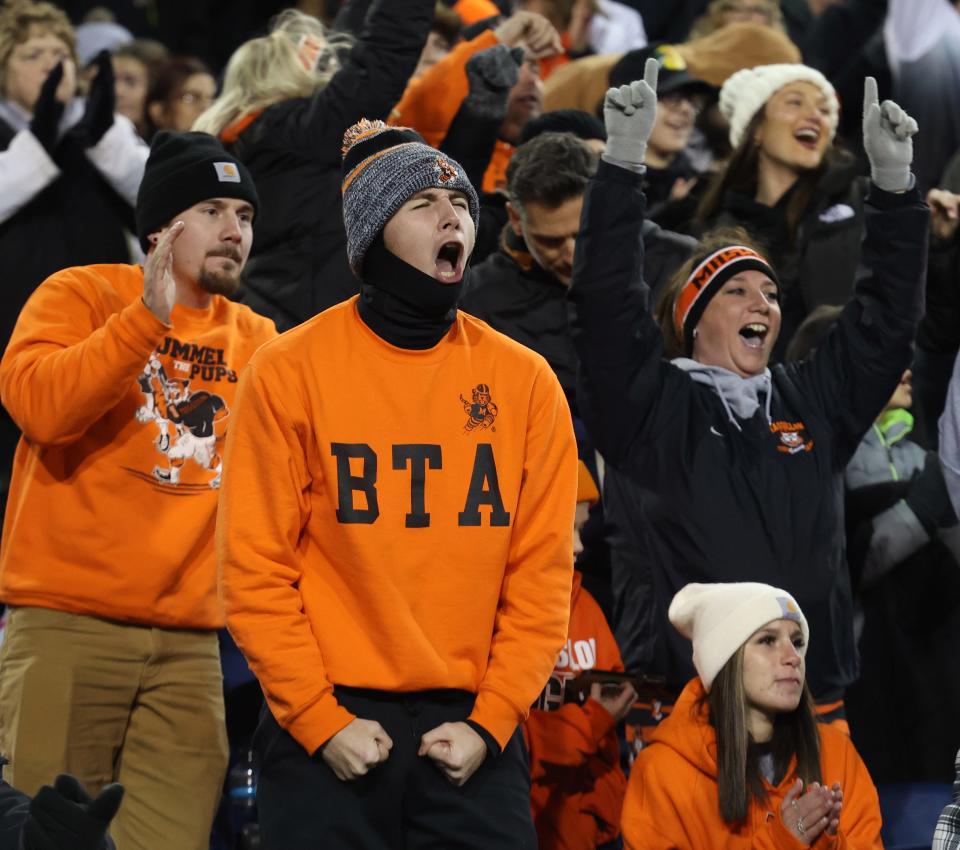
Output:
[0, 264, 276, 629]
[524, 571, 627, 850]
[217, 298, 577, 756]
[390, 28, 513, 193]
[622, 679, 883, 850]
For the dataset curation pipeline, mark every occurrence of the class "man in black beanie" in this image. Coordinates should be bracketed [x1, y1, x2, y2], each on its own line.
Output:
[0, 130, 276, 850]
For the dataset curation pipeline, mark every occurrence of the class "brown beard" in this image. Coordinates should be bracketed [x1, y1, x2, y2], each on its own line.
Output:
[198, 253, 243, 296]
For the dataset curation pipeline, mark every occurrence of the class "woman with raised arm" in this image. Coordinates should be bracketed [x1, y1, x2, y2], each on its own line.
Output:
[621, 582, 883, 848]
[569, 59, 927, 727]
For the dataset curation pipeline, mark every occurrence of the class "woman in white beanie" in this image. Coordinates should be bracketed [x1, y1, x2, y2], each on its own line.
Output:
[695, 63, 863, 359]
[620, 582, 883, 848]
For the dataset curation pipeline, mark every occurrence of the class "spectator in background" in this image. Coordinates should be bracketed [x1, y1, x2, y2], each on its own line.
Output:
[0, 0, 147, 521]
[570, 60, 926, 740]
[193, 2, 435, 332]
[110, 39, 168, 139]
[608, 45, 713, 215]
[788, 305, 960, 784]
[390, 10, 562, 193]
[0, 131, 275, 850]
[688, 0, 786, 39]
[145, 55, 215, 139]
[884, 0, 960, 192]
[695, 63, 865, 359]
[413, 3, 463, 78]
[621, 582, 883, 847]
[524, 461, 633, 850]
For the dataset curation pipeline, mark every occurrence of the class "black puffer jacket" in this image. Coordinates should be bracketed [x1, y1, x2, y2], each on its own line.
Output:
[225, 0, 434, 332]
[570, 160, 927, 698]
[704, 159, 869, 360]
[460, 221, 696, 407]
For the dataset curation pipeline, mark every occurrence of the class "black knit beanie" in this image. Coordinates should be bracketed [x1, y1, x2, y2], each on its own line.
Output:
[135, 131, 260, 252]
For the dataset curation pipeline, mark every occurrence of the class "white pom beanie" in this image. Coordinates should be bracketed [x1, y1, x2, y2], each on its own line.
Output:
[668, 582, 809, 691]
[719, 63, 839, 149]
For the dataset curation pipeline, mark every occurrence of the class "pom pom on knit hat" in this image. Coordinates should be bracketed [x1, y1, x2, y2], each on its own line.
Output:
[341, 119, 480, 275]
[719, 63, 839, 149]
[135, 131, 259, 253]
[668, 582, 809, 691]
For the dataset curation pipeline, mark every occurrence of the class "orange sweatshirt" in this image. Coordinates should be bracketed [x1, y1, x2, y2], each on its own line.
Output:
[390, 28, 513, 193]
[0, 264, 276, 629]
[217, 298, 577, 756]
[622, 679, 884, 850]
[524, 571, 628, 850]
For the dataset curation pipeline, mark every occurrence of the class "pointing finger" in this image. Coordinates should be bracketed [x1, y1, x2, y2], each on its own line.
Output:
[863, 76, 879, 112]
[643, 56, 659, 93]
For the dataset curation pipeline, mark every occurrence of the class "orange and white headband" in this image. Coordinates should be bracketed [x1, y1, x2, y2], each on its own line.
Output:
[673, 245, 778, 352]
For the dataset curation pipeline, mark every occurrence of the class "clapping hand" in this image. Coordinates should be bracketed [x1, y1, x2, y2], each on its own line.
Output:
[780, 778, 842, 845]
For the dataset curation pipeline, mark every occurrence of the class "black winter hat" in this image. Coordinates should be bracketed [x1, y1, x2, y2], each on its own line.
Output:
[135, 131, 259, 252]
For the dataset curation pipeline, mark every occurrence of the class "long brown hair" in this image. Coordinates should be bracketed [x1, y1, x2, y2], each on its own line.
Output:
[705, 646, 822, 824]
[695, 109, 853, 239]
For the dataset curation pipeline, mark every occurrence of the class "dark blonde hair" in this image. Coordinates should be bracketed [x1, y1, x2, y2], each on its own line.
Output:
[656, 225, 771, 358]
[705, 644, 822, 824]
[0, 0, 76, 94]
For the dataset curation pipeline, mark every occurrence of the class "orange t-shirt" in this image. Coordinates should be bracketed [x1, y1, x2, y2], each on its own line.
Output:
[525, 571, 628, 850]
[0, 264, 276, 629]
[217, 298, 577, 755]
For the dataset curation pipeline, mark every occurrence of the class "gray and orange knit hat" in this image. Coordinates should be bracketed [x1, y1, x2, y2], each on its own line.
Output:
[340, 119, 480, 274]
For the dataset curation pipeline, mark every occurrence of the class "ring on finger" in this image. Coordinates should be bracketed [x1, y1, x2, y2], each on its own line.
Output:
[797, 816, 806, 835]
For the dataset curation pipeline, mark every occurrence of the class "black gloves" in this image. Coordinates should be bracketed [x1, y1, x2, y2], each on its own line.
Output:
[29, 62, 65, 154]
[69, 50, 116, 148]
[905, 451, 957, 536]
[21, 775, 123, 850]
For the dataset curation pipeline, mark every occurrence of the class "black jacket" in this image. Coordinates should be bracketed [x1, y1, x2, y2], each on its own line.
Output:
[569, 160, 927, 698]
[226, 0, 434, 332]
[460, 222, 696, 406]
[706, 160, 869, 360]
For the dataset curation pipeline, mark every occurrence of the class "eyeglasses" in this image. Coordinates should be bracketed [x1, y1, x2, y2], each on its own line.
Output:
[661, 91, 708, 116]
[177, 90, 214, 106]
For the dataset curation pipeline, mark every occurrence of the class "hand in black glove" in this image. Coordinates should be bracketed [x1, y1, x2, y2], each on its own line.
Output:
[905, 451, 958, 536]
[21, 775, 123, 850]
[71, 50, 116, 148]
[463, 44, 524, 122]
[29, 62, 65, 154]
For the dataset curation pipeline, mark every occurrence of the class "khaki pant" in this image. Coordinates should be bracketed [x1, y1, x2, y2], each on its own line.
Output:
[0, 606, 229, 850]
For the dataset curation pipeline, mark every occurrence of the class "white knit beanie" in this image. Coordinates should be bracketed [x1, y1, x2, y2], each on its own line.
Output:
[719, 63, 839, 149]
[668, 582, 809, 691]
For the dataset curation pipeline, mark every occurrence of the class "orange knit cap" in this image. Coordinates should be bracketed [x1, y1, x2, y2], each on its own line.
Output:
[577, 460, 599, 504]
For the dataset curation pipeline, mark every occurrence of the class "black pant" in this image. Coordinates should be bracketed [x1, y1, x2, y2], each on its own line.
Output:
[255, 687, 537, 850]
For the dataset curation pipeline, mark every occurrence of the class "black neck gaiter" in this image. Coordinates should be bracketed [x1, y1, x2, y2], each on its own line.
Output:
[357, 234, 468, 350]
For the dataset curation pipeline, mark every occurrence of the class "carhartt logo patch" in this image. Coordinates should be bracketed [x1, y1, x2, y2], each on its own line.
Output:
[776, 595, 803, 623]
[214, 162, 241, 183]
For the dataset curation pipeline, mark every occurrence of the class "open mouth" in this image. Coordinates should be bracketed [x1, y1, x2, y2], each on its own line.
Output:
[794, 126, 820, 150]
[435, 241, 463, 282]
[739, 322, 768, 350]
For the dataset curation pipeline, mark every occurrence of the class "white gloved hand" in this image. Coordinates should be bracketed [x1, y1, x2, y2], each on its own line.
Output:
[602, 56, 659, 168]
[862, 75, 918, 193]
